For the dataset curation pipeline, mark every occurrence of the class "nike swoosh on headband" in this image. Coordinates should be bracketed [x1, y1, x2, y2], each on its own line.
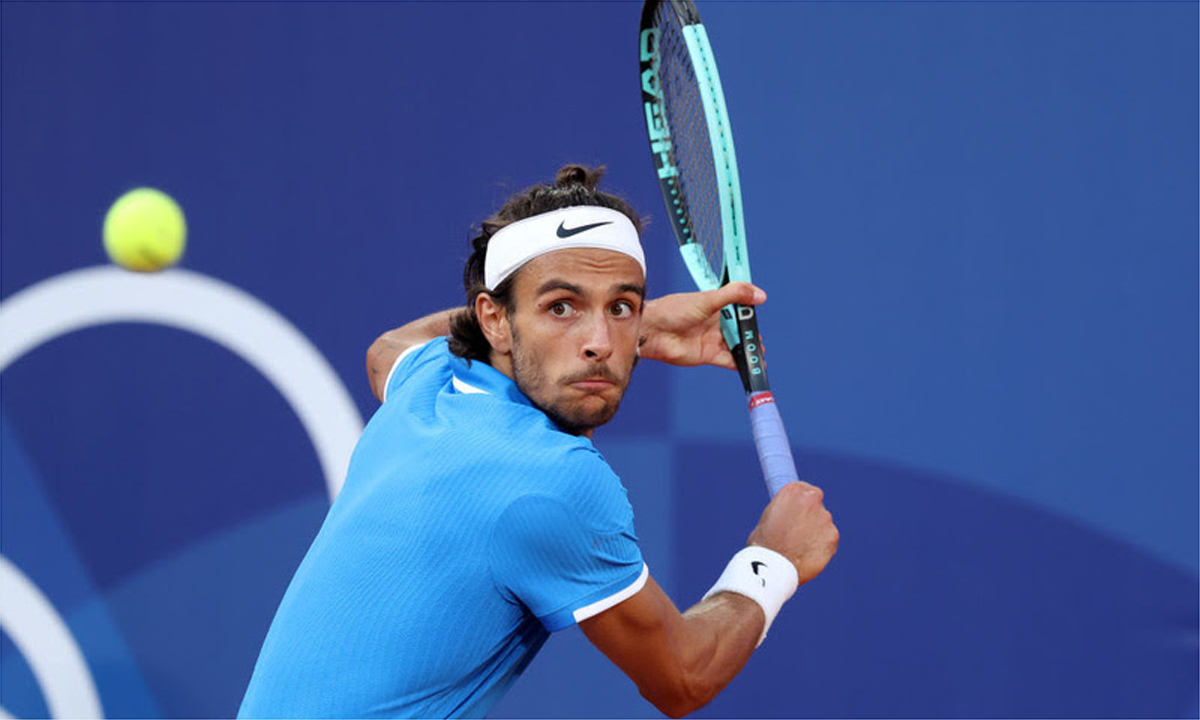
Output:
[556, 220, 613, 238]
[484, 207, 645, 290]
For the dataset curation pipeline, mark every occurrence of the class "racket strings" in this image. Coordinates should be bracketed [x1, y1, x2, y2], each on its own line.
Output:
[653, 5, 725, 281]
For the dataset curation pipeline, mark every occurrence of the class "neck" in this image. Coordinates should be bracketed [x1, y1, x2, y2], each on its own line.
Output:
[488, 349, 595, 440]
[487, 350, 514, 381]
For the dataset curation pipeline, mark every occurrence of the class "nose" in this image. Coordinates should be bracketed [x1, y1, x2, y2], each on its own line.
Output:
[581, 313, 614, 362]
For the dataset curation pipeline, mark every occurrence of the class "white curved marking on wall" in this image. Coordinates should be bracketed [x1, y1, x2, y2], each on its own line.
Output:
[0, 555, 104, 719]
[0, 266, 366, 717]
[0, 266, 364, 500]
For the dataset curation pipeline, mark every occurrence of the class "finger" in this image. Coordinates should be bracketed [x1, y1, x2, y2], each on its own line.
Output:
[711, 282, 767, 308]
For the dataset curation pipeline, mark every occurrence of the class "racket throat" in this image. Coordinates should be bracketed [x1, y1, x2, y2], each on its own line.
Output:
[727, 303, 770, 395]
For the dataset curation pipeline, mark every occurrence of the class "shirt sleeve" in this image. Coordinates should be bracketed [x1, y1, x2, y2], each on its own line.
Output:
[382, 338, 442, 402]
[489, 491, 646, 632]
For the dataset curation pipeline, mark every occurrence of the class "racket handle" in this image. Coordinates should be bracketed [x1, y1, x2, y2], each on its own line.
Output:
[748, 391, 800, 498]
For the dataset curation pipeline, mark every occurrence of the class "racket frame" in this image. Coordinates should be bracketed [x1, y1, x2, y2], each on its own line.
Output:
[639, 0, 767, 394]
[639, 0, 799, 495]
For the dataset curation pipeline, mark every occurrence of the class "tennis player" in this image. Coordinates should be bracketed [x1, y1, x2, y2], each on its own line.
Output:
[238, 165, 838, 719]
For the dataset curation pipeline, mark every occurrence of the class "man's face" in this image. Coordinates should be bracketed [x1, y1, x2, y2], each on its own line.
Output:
[501, 248, 645, 436]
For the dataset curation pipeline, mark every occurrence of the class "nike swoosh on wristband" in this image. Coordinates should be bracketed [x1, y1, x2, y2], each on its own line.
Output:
[751, 561, 767, 586]
[556, 220, 613, 238]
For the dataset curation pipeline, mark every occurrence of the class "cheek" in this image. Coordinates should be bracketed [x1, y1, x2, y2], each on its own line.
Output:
[514, 338, 554, 391]
[616, 324, 642, 357]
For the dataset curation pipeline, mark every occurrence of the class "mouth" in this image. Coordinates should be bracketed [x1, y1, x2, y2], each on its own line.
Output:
[565, 370, 621, 392]
[570, 378, 617, 391]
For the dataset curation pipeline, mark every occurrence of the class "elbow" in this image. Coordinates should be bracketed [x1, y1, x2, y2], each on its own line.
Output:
[650, 694, 712, 718]
[657, 700, 700, 719]
[365, 333, 386, 372]
[643, 676, 720, 718]
[365, 333, 397, 401]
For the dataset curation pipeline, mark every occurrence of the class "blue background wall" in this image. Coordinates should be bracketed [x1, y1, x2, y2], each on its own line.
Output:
[1, 1, 1196, 718]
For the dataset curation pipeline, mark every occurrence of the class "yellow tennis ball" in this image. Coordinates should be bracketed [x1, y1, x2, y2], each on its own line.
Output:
[103, 187, 187, 272]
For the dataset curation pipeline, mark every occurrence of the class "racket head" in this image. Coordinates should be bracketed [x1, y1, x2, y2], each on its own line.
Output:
[639, 0, 751, 350]
[640, 0, 798, 494]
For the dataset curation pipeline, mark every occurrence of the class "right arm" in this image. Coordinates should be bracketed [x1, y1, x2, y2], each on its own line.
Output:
[366, 283, 763, 401]
[366, 308, 461, 402]
[579, 482, 839, 718]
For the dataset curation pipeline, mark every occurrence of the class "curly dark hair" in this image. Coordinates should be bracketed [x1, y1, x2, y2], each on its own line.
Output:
[447, 164, 645, 363]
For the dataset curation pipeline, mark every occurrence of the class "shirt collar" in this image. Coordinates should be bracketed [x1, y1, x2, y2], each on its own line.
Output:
[449, 353, 535, 408]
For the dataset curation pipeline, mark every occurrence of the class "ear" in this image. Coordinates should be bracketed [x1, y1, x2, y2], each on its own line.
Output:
[476, 293, 512, 356]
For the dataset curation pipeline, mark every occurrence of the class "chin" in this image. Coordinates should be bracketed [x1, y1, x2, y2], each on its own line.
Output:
[545, 397, 622, 436]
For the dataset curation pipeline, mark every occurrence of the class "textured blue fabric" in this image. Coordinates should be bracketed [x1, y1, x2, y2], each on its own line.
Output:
[238, 338, 644, 719]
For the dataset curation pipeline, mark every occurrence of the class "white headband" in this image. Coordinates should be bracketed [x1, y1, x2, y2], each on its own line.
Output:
[484, 206, 645, 290]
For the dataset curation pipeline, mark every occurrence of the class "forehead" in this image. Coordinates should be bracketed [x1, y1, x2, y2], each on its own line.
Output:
[515, 248, 645, 294]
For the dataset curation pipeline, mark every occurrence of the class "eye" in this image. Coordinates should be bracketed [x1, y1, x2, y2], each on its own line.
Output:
[549, 301, 574, 318]
[609, 301, 636, 318]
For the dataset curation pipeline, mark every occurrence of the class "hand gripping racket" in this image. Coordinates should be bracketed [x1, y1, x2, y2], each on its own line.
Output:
[639, 0, 799, 498]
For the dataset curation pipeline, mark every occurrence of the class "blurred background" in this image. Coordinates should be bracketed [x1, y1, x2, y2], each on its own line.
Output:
[1, 1, 1195, 717]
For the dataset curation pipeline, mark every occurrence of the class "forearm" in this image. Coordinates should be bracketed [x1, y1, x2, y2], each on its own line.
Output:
[660, 593, 765, 716]
[367, 308, 460, 401]
[580, 575, 767, 718]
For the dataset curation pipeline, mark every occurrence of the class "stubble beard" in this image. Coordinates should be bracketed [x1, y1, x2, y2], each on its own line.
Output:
[509, 326, 638, 436]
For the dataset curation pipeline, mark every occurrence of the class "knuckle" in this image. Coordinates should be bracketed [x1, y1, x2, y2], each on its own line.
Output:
[790, 480, 816, 496]
[773, 483, 799, 502]
[793, 482, 824, 505]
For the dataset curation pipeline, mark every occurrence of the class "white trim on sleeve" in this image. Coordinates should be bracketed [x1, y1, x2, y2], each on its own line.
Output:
[572, 563, 650, 624]
[381, 341, 429, 403]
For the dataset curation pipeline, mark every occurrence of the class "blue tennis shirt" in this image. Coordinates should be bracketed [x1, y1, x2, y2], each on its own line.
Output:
[239, 338, 646, 719]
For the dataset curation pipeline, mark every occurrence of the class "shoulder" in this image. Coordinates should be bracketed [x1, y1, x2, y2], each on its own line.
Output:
[507, 441, 634, 531]
[382, 336, 453, 402]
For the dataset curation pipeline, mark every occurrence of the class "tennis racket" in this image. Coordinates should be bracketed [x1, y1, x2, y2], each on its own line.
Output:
[638, 0, 799, 498]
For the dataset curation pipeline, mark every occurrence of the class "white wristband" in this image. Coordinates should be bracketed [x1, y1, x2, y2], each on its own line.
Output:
[703, 546, 799, 646]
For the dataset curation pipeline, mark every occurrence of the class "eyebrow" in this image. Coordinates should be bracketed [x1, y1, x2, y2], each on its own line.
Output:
[616, 283, 647, 300]
[535, 279, 585, 297]
[535, 279, 647, 300]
